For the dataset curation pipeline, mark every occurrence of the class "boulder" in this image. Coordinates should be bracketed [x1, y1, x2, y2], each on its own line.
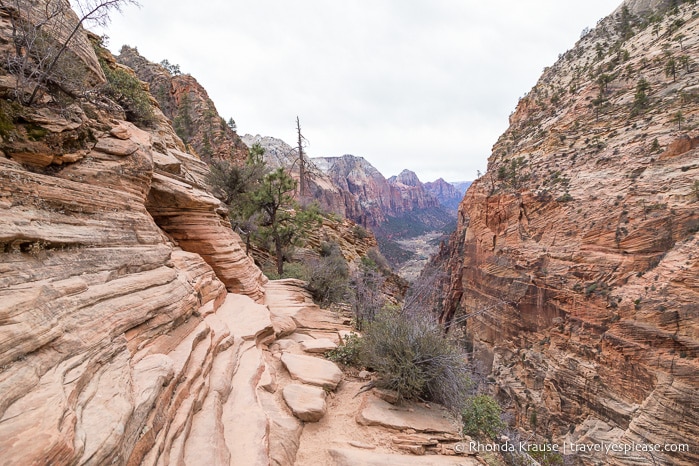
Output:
[282, 384, 327, 422]
[300, 338, 337, 353]
[280, 353, 342, 390]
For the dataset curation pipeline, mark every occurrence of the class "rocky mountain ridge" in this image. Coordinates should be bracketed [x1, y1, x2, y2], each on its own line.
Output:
[430, 1, 699, 464]
[314, 154, 455, 233]
[424, 178, 466, 213]
[117, 46, 250, 164]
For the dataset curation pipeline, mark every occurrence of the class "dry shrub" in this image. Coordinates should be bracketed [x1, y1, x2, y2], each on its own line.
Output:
[361, 311, 471, 413]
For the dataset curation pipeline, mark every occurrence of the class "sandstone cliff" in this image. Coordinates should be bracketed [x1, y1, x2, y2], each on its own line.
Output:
[432, 2, 699, 464]
[117, 46, 250, 164]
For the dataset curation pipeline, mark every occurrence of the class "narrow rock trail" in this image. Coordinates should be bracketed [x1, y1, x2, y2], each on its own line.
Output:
[126, 278, 479, 465]
[262, 279, 480, 465]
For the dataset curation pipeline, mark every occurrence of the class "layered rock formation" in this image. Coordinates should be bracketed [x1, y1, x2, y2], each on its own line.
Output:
[0, 14, 273, 463]
[432, 2, 699, 464]
[117, 46, 249, 164]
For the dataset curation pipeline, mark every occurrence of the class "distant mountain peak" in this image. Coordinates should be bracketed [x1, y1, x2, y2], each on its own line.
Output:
[388, 169, 421, 187]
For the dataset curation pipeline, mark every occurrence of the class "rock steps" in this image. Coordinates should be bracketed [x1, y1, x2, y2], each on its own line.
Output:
[262, 280, 482, 466]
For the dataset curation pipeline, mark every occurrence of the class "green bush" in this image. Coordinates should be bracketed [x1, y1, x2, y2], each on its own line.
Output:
[462, 395, 505, 439]
[281, 262, 310, 280]
[326, 333, 362, 366]
[319, 240, 341, 257]
[352, 224, 370, 239]
[263, 261, 310, 281]
[99, 59, 155, 127]
[360, 312, 471, 412]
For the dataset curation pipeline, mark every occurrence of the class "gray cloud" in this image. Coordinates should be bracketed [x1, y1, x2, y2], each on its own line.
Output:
[98, 0, 621, 182]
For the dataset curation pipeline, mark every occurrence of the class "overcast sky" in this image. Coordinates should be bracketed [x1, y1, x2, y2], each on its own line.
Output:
[97, 0, 622, 182]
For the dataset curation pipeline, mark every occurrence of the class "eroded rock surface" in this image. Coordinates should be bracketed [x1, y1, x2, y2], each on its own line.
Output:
[357, 396, 460, 434]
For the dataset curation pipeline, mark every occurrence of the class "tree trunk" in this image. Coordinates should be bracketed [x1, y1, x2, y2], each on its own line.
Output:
[274, 231, 284, 276]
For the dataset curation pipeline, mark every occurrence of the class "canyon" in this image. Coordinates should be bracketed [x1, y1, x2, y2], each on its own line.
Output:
[1, 0, 698, 465]
[0, 2, 470, 464]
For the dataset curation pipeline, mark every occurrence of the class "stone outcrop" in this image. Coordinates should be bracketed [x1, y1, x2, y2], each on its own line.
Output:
[357, 396, 460, 434]
[281, 353, 343, 390]
[431, 2, 699, 465]
[0, 0, 106, 93]
[118, 46, 250, 164]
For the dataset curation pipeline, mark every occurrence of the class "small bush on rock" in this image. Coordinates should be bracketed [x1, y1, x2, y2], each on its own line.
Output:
[306, 249, 349, 307]
[99, 59, 155, 127]
[326, 333, 362, 366]
[462, 394, 505, 439]
[360, 311, 471, 412]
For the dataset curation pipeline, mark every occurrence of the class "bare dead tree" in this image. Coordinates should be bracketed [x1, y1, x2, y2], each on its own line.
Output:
[0, 0, 139, 105]
[296, 115, 307, 198]
[284, 116, 323, 204]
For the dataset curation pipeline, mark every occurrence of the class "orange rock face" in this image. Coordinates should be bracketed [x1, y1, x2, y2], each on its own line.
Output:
[433, 4, 699, 465]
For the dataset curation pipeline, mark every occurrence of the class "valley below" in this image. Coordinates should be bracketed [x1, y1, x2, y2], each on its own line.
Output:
[394, 231, 445, 282]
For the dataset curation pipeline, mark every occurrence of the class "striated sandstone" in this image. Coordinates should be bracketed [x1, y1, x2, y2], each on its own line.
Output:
[431, 2, 699, 465]
[0, 15, 270, 464]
